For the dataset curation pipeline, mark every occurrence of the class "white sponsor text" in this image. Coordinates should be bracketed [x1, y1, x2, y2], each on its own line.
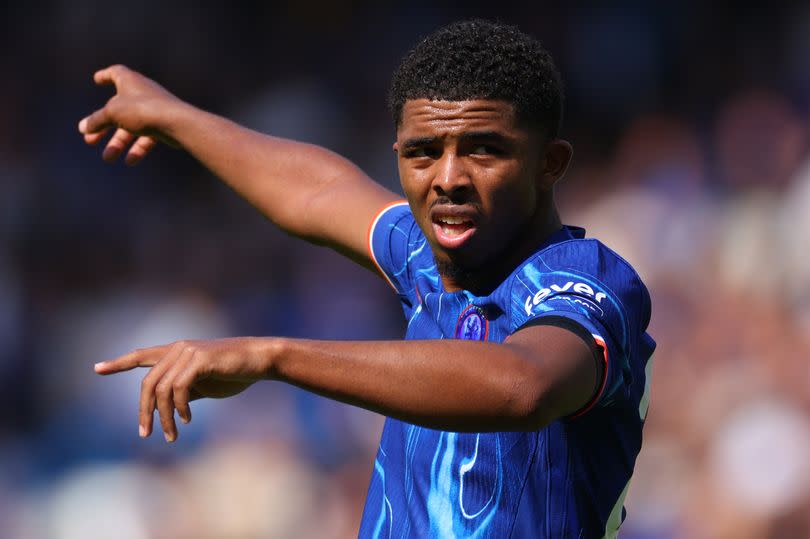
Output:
[524, 281, 607, 315]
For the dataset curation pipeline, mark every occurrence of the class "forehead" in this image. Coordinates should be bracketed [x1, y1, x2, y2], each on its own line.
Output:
[398, 99, 520, 137]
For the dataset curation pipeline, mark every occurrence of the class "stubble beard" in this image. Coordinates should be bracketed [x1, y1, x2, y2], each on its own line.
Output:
[436, 257, 477, 286]
[434, 211, 549, 293]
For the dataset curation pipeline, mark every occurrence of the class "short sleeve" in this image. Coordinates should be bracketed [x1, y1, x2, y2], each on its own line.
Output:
[367, 201, 416, 295]
[509, 242, 649, 410]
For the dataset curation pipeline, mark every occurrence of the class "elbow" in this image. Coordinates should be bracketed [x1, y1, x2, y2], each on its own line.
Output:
[506, 368, 557, 431]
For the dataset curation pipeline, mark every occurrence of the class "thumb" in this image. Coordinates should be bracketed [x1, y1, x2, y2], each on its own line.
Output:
[93, 64, 129, 87]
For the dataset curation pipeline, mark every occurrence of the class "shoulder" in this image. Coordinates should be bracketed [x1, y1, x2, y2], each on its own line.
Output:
[368, 200, 414, 241]
[368, 201, 441, 299]
[520, 236, 647, 292]
[536, 237, 647, 294]
[506, 235, 652, 330]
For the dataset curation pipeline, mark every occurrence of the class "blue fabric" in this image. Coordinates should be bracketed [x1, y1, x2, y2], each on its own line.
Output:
[359, 203, 656, 538]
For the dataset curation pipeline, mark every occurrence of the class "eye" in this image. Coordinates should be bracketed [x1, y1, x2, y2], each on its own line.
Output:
[405, 147, 440, 159]
[470, 144, 502, 156]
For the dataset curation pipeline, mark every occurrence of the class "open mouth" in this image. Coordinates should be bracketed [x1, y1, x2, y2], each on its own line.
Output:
[431, 214, 477, 249]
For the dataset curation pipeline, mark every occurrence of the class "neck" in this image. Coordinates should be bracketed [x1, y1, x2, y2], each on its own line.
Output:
[440, 202, 562, 295]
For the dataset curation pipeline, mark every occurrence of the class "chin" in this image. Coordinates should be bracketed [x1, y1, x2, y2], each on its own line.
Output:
[435, 258, 477, 284]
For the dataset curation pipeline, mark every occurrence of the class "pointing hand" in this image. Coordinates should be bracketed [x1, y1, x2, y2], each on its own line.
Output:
[95, 338, 276, 442]
[78, 64, 183, 165]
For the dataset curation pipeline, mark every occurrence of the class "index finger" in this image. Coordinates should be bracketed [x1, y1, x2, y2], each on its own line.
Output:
[79, 107, 113, 135]
[94, 344, 170, 375]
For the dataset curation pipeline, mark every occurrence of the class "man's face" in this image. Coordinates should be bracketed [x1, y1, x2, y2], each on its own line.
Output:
[395, 98, 547, 283]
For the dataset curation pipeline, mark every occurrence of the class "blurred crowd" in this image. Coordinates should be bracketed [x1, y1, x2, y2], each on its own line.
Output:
[1, 2, 809, 538]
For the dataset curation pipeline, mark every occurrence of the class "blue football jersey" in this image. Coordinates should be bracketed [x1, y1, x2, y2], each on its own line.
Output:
[359, 201, 656, 538]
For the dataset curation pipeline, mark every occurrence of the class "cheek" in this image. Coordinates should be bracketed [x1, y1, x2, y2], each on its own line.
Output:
[398, 167, 432, 228]
[485, 174, 537, 225]
[398, 166, 417, 201]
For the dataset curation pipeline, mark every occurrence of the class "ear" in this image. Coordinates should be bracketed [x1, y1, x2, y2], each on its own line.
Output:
[392, 142, 399, 154]
[542, 139, 573, 189]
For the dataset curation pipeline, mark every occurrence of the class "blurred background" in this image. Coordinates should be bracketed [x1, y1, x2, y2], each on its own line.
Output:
[2, 1, 810, 538]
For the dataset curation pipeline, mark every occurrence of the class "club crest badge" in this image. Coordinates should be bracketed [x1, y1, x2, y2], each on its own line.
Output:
[455, 305, 489, 341]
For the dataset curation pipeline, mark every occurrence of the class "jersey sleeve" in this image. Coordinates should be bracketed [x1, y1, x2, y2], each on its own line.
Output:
[367, 200, 417, 296]
[508, 241, 651, 413]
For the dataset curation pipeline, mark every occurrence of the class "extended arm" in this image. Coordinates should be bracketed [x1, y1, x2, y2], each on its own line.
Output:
[79, 65, 399, 269]
[95, 324, 601, 442]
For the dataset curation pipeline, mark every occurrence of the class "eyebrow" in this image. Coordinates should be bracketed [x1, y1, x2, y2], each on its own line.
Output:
[458, 131, 513, 144]
[400, 131, 514, 150]
[400, 136, 438, 150]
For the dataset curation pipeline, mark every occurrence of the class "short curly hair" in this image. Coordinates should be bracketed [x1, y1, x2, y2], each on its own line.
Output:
[389, 20, 564, 138]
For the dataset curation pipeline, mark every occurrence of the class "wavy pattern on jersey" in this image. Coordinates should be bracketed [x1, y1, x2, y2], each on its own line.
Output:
[424, 432, 504, 538]
[458, 434, 502, 522]
[363, 205, 657, 538]
[511, 257, 634, 403]
[395, 233, 428, 279]
[372, 456, 393, 539]
[515, 263, 628, 350]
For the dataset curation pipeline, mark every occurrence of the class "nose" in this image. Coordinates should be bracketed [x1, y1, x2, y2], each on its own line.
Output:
[432, 152, 472, 199]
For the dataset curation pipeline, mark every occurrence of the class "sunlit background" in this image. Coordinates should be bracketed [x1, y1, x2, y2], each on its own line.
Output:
[2, 2, 810, 538]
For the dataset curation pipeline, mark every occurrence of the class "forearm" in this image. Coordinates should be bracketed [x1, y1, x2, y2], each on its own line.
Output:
[161, 103, 389, 244]
[81, 66, 398, 265]
[266, 337, 550, 432]
[96, 326, 594, 441]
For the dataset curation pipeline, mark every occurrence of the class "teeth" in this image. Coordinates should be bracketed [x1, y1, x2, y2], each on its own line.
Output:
[439, 217, 468, 225]
[435, 215, 473, 238]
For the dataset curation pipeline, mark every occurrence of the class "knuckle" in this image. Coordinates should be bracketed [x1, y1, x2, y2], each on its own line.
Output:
[105, 99, 119, 116]
[155, 381, 171, 398]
